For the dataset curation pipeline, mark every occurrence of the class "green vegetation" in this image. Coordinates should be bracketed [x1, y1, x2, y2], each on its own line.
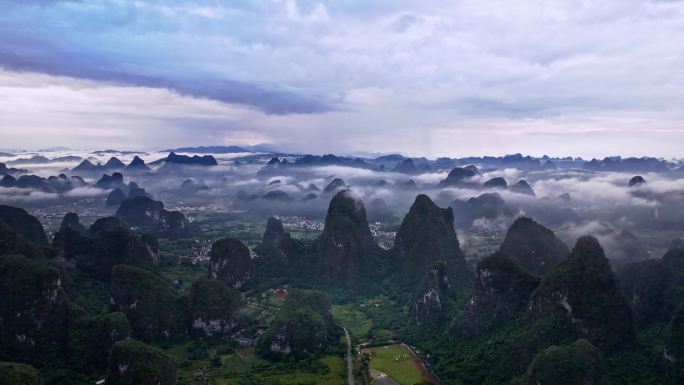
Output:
[110, 264, 186, 341]
[0, 362, 43, 385]
[316, 190, 385, 289]
[188, 277, 242, 338]
[0, 205, 49, 244]
[53, 219, 156, 281]
[60, 264, 111, 314]
[208, 237, 254, 288]
[191, 212, 264, 243]
[521, 339, 607, 385]
[107, 339, 177, 385]
[258, 289, 342, 358]
[499, 217, 569, 275]
[392, 194, 469, 293]
[0, 255, 69, 362]
[0, 221, 55, 259]
[2, 197, 684, 385]
[332, 304, 372, 340]
[331, 295, 406, 345]
[411, 261, 461, 332]
[459, 252, 540, 337]
[667, 301, 684, 381]
[367, 344, 423, 385]
[174, 347, 346, 385]
[529, 236, 634, 352]
[67, 312, 131, 371]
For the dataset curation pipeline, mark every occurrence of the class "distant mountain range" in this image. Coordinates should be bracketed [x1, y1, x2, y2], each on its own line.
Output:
[3, 144, 681, 175]
[163, 143, 281, 154]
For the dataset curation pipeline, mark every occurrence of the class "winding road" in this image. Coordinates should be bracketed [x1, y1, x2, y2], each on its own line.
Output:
[344, 327, 354, 385]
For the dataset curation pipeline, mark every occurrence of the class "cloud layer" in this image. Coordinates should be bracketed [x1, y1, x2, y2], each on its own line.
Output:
[1, 0, 683, 156]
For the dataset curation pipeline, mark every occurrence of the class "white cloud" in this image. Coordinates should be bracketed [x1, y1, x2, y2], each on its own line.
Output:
[1, 0, 683, 157]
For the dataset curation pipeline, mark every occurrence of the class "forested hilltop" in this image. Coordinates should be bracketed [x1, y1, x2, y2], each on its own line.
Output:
[1, 188, 684, 384]
[2, 149, 684, 384]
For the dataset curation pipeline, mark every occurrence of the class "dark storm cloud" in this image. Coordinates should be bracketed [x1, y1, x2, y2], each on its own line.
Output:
[0, 37, 331, 115]
[0, 0, 683, 155]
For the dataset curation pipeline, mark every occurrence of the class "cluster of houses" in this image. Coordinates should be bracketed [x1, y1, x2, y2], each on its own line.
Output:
[280, 216, 324, 236]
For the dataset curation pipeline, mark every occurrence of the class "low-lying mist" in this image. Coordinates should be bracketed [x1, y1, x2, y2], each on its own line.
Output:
[2, 150, 683, 263]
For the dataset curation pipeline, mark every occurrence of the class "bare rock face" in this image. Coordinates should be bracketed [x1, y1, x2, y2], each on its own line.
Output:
[411, 262, 457, 332]
[188, 277, 242, 338]
[528, 236, 635, 352]
[208, 238, 255, 289]
[0, 255, 70, 361]
[499, 217, 569, 275]
[316, 190, 380, 289]
[460, 252, 540, 337]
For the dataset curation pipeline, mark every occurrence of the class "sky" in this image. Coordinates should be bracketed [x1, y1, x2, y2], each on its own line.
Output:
[0, 0, 683, 158]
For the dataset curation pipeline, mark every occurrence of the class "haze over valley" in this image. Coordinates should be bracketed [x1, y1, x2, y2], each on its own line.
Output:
[2, 146, 684, 384]
[2, 1, 684, 384]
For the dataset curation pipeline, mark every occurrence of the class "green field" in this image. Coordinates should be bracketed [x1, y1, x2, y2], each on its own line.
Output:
[172, 345, 347, 385]
[367, 345, 424, 385]
[332, 304, 373, 340]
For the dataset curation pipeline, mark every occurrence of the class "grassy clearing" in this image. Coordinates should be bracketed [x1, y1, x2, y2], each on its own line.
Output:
[172, 344, 347, 385]
[367, 344, 423, 385]
[332, 304, 373, 340]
